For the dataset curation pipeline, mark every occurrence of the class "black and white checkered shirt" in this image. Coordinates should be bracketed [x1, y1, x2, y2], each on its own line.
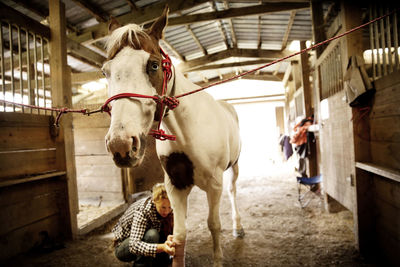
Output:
[112, 196, 161, 257]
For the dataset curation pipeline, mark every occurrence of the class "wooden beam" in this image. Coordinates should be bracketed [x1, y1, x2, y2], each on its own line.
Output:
[0, 2, 50, 39]
[281, 10, 297, 50]
[67, 0, 210, 44]
[311, 0, 326, 57]
[168, 2, 310, 26]
[49, 0, 78, 239]
[179, 48, 293, 71]
[195, 71, 282, 87]
[70, 0, 108, 22]
[66, 39, 106, 67]
[0, 2, 105, 69]
[223, 0, 237, 48]
[9, 0, 78, 32]
[211, 1, 229, 49]
[258, 15, 262, 49]
[125, 0, 141, 13]
[71, 71, 103, 84]
[184, 59, 274, 72]
[186, 25, 207, 55]
[160, 39, 185, 62]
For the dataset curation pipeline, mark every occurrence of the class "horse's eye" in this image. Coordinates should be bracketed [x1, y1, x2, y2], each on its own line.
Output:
[152, 63, 159, 71]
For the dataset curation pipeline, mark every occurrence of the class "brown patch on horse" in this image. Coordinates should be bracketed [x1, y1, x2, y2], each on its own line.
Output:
[160, 152, 194, 190]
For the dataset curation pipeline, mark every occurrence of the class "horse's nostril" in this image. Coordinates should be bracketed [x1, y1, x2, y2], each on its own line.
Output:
[132, 137, 138, 152]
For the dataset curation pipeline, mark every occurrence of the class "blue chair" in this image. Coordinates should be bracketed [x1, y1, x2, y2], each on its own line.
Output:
[297, 174, 323, 208]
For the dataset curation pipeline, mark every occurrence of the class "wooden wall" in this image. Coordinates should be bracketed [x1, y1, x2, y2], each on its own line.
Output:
[73, 113, 124, 204]
[355, 71, 400, 265]
[0, 113, 71, 261]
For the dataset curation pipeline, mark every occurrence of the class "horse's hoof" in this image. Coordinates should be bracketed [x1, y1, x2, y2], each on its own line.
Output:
[233, 228, 245, 238]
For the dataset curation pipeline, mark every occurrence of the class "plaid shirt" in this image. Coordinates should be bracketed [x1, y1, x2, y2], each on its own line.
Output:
[112, 196, 161, 257]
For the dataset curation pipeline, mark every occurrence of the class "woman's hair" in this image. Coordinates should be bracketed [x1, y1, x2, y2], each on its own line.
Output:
[152, 183, 169, 203]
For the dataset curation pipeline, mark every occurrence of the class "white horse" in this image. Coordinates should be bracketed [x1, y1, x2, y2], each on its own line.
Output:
[103, 7, 244, 266]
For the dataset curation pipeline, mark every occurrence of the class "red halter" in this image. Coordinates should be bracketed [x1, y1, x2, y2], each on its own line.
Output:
[102, 48, 179, 141]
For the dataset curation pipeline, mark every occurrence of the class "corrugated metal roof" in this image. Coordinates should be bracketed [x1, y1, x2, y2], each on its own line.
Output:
[1, 0, 320, 88]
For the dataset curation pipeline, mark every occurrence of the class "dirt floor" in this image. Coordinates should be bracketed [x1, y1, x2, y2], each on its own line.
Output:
[4, 161, 377, 267]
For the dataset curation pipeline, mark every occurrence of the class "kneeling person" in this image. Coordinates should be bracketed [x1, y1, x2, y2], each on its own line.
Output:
[112, 183, 174, 266]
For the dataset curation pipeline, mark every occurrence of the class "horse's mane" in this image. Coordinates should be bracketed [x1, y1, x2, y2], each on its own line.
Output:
[105, 24, 150, 59]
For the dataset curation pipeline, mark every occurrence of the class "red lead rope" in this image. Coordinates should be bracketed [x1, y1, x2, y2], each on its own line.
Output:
[0, 9, 396, 140]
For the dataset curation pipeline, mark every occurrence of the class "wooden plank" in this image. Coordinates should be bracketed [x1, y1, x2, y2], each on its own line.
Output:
[374, 198, 400, 240]
[0, 171, 66, 188]
[0, 191, 61, 235]
[0, 178, 65, 207]
[373, 175, 400, 208]
[370, 116, 400, 143]
[0, 112, 52, 127]
[374, 70, 400, 89]
[0, 125, 56, 151]
[0, 214, 61, 261]
[0, 149, 57, 178]
[72, 113, 110, 128]
[77, 175, 122, 191]
[356, 162, 400, 183]
[370, 141, 400, 171]
[73, 128, 108, 141]
[370, 102, 400, 118]
[373, 83, 400, 106]
[75, 155, 114, 165]
[374, 224, 400, 266]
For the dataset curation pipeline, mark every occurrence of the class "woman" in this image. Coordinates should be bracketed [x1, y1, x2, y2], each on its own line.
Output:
[112, 183, 175, 267]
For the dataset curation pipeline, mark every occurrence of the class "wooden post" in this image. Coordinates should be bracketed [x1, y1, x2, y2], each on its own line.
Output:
[300, 41, 317, 178]
[311, 0, 326, 57]
[341, 0, 374, 256]
[49, 0, 78, 239]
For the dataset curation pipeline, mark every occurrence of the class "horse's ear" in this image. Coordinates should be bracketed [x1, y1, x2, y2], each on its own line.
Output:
[108, 16, 121, 33]
[148, 5, 169, 40]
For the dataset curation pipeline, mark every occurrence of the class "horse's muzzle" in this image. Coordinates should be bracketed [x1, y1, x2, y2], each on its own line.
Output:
[106, 133, 146, 168]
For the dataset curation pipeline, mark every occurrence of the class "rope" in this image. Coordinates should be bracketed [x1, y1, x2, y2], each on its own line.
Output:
[0, 99, 87, 126]
[175, 8, 398, 99]
[0, 9, 396, 138]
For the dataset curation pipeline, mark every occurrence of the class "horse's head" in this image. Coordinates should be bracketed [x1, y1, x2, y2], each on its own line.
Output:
[102, 7, 169, 167]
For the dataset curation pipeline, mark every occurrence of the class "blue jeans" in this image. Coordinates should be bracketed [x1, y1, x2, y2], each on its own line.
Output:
[114, 229, 170, 266]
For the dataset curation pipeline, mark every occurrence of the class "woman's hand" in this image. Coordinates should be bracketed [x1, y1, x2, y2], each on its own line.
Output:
[163, 239, 176, 256]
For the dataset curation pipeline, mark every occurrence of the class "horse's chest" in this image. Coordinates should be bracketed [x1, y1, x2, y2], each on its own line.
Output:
[159, 152, 194, 189]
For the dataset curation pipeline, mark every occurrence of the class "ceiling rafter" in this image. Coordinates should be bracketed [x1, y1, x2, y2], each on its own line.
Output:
[194, 71, 283, 87]
[281, 10, 297, 50]
[70, 0, 108, 23]
[184, 59, 275, 72]
[179, 48, 294, 71]
[186, 25, 208, 56]
[168, 2, 310, 26]
[161, 39, 185, 62]
[125, 0, 141, 13]
[8, 0, 79, 33]
[67, 0, 210, 44]
[211, 1, 229, 49]
[223, 0, 237, 48]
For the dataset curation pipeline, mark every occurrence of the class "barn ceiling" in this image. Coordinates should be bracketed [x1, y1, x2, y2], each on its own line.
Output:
[1, 0, 336, 95]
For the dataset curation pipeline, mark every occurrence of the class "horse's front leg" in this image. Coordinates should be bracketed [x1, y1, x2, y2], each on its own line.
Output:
[207, 170, 224, 267]
[165, 178, 192, 267]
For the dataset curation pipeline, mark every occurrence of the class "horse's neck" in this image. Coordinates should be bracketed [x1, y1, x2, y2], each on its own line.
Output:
[164, 69, 212, 142]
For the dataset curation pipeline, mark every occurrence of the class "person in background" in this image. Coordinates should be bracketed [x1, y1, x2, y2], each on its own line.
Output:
[112, 183, 174, 267]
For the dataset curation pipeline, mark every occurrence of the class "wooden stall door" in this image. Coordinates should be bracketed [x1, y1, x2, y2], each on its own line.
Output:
[319, 91, 355, 212]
